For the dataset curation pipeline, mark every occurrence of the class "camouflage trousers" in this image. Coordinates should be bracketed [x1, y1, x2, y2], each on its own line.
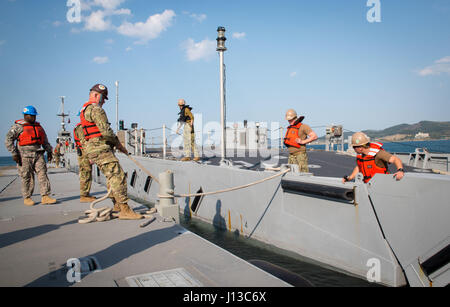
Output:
[87, 150, 128, 204]
[17, 151, 51, 198]
[288, 151, 309, 173]
[77, 154, 92, 197]
[54, 155, 60, 168]
[183, 124, 199, 158]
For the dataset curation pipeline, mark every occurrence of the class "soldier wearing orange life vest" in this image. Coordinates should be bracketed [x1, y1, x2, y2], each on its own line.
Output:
[4, 106, 57, 206]
[342, 132, 405, 183]
[73, 123, 96, 203]
[79, 84, 142, 220]
[284, 109, 318, 172]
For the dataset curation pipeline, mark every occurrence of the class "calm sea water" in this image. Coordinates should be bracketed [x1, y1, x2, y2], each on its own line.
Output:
[0, 156, 15, 167]
[181, 216, 381, 287]
[309, 139, 450, 153]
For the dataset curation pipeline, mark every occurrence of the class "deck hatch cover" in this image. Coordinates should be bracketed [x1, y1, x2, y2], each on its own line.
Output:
[125, 268, 203, 287]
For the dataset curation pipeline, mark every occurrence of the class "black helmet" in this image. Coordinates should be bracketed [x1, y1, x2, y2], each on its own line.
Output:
[90, 84, 108, 100]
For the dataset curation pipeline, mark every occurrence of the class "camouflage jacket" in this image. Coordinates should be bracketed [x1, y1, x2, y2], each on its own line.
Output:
[73, 124, 87, 155]
[82, 103, 120, 155]
[5, 123, 53, 157]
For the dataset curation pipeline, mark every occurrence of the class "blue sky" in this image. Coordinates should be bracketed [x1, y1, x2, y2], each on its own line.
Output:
[1, 0, 449, 155]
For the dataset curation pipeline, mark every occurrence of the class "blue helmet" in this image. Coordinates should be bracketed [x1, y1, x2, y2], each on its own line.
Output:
[22, 106, 38, 116]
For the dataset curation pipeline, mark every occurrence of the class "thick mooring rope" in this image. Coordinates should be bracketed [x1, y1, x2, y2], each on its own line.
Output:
[158, 169, 290, 199]
[78, 189, 114, 224]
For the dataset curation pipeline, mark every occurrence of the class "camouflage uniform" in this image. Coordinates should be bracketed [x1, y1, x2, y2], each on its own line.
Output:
[4, 123, 53, 198]
[180, 107, 199, 158]
[286, 123, 313, 173]
[183, 123, 199, 158]
[288, 152, 309, 173]
[82, 103, 128, 205]
[54, 144, 61, 168]
[74, 125, 93, 197]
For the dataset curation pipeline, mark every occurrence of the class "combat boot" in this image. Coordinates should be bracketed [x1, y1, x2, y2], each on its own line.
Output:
[112, 201, 121, 213]
[24, 198, 35, 206]
[181, 157, 191, 162]
[118, 203, 143, 220]
[41, 195, 57, 205]
[80, 195, 97, 203]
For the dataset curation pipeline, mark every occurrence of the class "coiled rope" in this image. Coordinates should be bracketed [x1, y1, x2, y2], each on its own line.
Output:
[78, 188, 157, 224]
[78, 189, 114, 224]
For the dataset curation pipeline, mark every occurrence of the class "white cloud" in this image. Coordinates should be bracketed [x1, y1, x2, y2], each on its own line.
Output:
[125, 47, 132, 52]
[117, 10, 175, 44]
[190, 13, 206, 22]
[436, 56, 450, 64]
[84, 10, 111, 31]
[183, 38, 216, 62]
[105, 38, 114, 44]
[112, 8, 131, 16]
[80, 1, 130, 32]
[232, 32, 246, 39]
[290, 72, 297, 77]
[418, 56, 450, 76]
[52, 21, 62, 27]
[92, 56, 109, 64]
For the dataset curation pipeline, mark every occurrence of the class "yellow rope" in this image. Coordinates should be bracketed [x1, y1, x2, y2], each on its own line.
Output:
[127, 155, 160, 185]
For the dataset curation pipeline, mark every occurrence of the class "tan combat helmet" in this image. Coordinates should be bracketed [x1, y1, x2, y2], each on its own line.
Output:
[178, 99, 186, 106]
[351, 132, 370, 147]
[285, 109, 298, 121]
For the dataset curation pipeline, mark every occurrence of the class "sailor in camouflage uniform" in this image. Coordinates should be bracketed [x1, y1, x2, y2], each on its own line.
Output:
[53, 142, 61, 168]
[176, 99, 200, 162]
[284, 109, 318, 173]
[73, 123, 96, 203]
[4, 106, 57, 206]
[79, 84, 142, 220]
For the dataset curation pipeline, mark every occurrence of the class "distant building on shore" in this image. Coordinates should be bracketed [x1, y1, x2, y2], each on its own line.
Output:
[415, 132, 430, 139]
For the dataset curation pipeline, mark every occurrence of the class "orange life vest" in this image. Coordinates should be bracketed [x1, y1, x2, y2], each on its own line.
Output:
[79, 101, 102, 140]
[284, 122, 303, 148]
[15, 120, 46, 146]
[73, 123, 83, 149]
[356, 142, 389, 183]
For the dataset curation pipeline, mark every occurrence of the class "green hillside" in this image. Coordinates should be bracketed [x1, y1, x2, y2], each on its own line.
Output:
[363, 121, 450, 140]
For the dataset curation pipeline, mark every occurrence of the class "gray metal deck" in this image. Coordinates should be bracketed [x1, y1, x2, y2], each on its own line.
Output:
[0, 167, 290, 287]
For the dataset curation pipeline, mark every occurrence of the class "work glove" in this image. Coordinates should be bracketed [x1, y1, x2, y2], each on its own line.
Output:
[12, 154, 22, 166]
[47, 152, 53, 163]
[117, 143, 129, 155]
[77, 148, 82, 157]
